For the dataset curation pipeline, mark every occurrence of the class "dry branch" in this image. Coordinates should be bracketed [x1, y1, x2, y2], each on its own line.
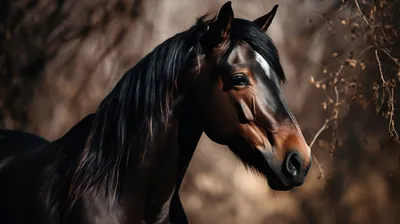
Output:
[308, 0, 400, 182]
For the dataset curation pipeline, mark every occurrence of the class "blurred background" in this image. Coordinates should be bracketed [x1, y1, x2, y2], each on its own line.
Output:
[1, 0, 399, 223]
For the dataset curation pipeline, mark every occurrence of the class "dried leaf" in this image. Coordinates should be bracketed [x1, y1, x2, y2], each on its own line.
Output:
[360, 62, 366, 70]
[346, 59, 357, 68]
[351, 22, 360, 29]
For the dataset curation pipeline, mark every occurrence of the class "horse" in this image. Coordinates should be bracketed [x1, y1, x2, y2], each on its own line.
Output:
[0, 130, 49, 168]
[0, 2, 312, 223]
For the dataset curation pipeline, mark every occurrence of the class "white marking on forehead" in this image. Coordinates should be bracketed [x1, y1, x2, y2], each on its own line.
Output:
[254, 51, 272, 79]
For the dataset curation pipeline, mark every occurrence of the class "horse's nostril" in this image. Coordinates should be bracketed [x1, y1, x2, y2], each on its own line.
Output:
[285, 152, 303, 177]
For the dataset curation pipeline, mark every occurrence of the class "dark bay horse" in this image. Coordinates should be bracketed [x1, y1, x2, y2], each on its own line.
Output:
[0, 2, 312, 223]
[0, 130, 49, 168]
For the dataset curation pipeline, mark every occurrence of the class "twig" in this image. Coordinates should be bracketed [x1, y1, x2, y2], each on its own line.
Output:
[309, 64, 343, 181]
[309, 116, 336, 180]
[375, 49, 400, 143]
[379, 47, 400, 67]
[375, 49, 386, 84]
[312, 154, 324, 180]
[335, 64, 345, 77]
[356, 45, 374, 60]
[334, 86, 340, 105]
[389, 86, 400, 144]
[353, 0, 372, 29]
[309, 117, 337, 148]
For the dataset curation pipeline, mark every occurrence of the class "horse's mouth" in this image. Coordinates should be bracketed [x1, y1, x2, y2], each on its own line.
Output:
[227, 137, 295, 191]
[265, 173, 295, 191]
[268, 180, 294, 191]
[254, 155, 295, 191]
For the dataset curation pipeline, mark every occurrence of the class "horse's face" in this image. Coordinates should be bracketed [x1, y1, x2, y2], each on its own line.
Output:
[193, 2, 311, 191]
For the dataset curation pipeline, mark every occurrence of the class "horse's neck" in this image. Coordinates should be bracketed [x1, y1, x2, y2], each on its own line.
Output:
[107, 96, 202, 223]
[79, 95, 204, 223]
[168, 97, 204, 223]
[175, 97, 204, 185]
[82, 118, 181, 224]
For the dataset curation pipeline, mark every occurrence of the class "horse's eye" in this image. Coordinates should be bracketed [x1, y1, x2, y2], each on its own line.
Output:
[231, 74, 249, 86]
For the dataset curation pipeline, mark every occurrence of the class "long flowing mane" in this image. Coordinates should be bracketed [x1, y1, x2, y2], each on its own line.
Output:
[67, 15, 212, 203]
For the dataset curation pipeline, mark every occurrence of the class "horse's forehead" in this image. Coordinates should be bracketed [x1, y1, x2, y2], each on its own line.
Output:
[226, 43, 277, 83]
[226, 42, 255, 64]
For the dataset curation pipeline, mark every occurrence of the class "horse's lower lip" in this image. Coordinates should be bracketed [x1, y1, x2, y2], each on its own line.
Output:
[274, 185, 293, 191]
[267, 179, 294, 191]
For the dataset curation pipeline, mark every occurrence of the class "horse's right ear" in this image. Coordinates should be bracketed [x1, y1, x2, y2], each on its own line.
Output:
[253, 4, 279, 32]
[202, 1, 234, 48]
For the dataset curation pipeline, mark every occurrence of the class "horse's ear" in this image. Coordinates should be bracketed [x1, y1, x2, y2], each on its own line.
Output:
[214, 1, 234, 42]
[253, 4, 279, 32]
[203, 1, 234, 48]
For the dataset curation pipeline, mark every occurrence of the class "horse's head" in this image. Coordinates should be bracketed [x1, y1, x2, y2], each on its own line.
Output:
[190, 2, 311, 191]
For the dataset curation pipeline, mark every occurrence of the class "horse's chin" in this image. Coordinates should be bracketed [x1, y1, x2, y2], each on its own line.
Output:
[249, 162, 295, 191]
[266, 176, 294, 191]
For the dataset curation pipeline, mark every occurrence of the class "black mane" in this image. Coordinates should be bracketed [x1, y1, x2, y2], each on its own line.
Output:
[68, 15, 211, 202]
[67, 13, 285, 204]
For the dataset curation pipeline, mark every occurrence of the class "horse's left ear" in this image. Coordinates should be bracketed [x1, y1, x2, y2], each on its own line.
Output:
[253, 4, 279, 32]
[214, 1, 234, 43]
[202, 1, 234, 48]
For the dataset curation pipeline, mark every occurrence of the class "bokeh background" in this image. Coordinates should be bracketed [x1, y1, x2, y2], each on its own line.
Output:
[1, 0, 399, 223]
